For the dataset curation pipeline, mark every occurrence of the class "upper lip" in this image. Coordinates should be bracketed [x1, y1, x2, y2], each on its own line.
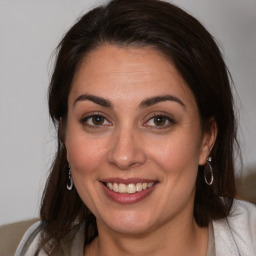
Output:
[100, 178, 158, 184]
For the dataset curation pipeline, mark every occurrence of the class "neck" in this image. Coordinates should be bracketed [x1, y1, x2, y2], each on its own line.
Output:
[85, 215, 208, 256]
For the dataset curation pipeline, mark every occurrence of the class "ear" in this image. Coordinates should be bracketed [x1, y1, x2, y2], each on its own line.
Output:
[198, 118, 217, 165]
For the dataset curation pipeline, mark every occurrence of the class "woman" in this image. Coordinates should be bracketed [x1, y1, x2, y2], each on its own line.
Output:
[15, 0, 256, 255]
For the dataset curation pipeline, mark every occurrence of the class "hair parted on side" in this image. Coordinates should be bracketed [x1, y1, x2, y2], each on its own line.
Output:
[40, 0, 238, 251]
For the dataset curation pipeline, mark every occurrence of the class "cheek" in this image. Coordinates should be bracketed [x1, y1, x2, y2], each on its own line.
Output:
[65, 128, 107, 175]
[149, 130, 202, 170]
[148, 130, 202, 194]
[65, 133, 107, 212]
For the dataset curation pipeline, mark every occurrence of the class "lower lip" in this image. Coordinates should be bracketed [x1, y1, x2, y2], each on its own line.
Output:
[101, 183, 156, 204]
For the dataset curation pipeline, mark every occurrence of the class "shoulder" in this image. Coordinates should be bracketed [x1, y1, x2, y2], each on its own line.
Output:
[231, 199, 256, 214]
[14, 221, 46, 256]
[15, 220, 86, 256]
[227, 199, 256, 237]
[212, 199, 256, 256]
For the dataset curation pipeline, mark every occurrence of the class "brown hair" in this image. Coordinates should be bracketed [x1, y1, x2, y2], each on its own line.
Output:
[40, 0, 238, 251]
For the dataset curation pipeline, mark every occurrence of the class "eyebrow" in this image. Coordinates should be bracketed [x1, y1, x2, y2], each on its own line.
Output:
[73, 94, 113, 108]
[73, 93, 185, 109]
[139, 95, 185, 109]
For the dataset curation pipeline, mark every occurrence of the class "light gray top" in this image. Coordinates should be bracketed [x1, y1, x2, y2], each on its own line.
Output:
[207, 222, 216, 256]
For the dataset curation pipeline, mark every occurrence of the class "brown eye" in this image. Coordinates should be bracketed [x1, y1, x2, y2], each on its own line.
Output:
[91, 115, 105, 125]
[153, 116, 167, 126]
[144, 114, 175, 128]
[81, 114, 111, 127]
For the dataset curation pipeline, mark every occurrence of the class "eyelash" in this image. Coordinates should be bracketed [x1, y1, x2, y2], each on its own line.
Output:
[80, 113, 112, 128]
[144, 114, 175, 128]
[80, 113, 175, 129]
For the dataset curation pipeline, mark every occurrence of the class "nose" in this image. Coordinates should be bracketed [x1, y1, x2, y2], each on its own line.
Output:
[107, 127, 147, 170]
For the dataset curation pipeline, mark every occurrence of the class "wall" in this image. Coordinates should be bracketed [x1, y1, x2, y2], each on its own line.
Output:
[0, 0, 255, 225]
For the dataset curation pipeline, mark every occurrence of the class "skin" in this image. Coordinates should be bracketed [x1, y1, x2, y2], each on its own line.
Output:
[64, 45, 217, 256]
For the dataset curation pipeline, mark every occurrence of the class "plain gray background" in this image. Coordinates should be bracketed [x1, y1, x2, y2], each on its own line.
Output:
[0, 0, 256, 225]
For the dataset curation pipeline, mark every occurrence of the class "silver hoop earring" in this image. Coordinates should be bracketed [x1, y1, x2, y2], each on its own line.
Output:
[204, 157, 214, 186]
[67, 164, 73, 190]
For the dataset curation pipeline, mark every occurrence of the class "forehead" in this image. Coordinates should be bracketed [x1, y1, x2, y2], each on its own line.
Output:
[70, 44, 196, 108]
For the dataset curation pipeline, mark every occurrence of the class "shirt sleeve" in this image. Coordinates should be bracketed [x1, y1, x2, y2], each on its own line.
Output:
[14, 221, 46, 256]
[213, 199, 256, 256]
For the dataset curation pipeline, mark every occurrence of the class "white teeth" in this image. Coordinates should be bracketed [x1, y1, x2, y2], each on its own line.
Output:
[113, 183, 118, 192]
[127, 184, 136, 194]
[118, 183, 127, 193]
[142, 183, 147, 190]
[148, 182, 154, 188]
[136, 183, 143, 192]
[106, 182, 155, 194]
[107, 183, 113, 190]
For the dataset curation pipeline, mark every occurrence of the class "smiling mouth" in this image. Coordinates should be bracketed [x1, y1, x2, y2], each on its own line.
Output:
[103, 182, 155, 194]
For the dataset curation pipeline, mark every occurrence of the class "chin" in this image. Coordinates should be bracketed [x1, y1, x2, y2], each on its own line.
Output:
[97, 211, 155, 235]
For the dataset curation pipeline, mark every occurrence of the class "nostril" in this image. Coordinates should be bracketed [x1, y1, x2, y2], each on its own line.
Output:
[106, 134, 147, 170]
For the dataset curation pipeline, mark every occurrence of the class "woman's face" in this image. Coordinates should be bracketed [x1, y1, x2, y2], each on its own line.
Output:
[65, 45, 215, 235]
